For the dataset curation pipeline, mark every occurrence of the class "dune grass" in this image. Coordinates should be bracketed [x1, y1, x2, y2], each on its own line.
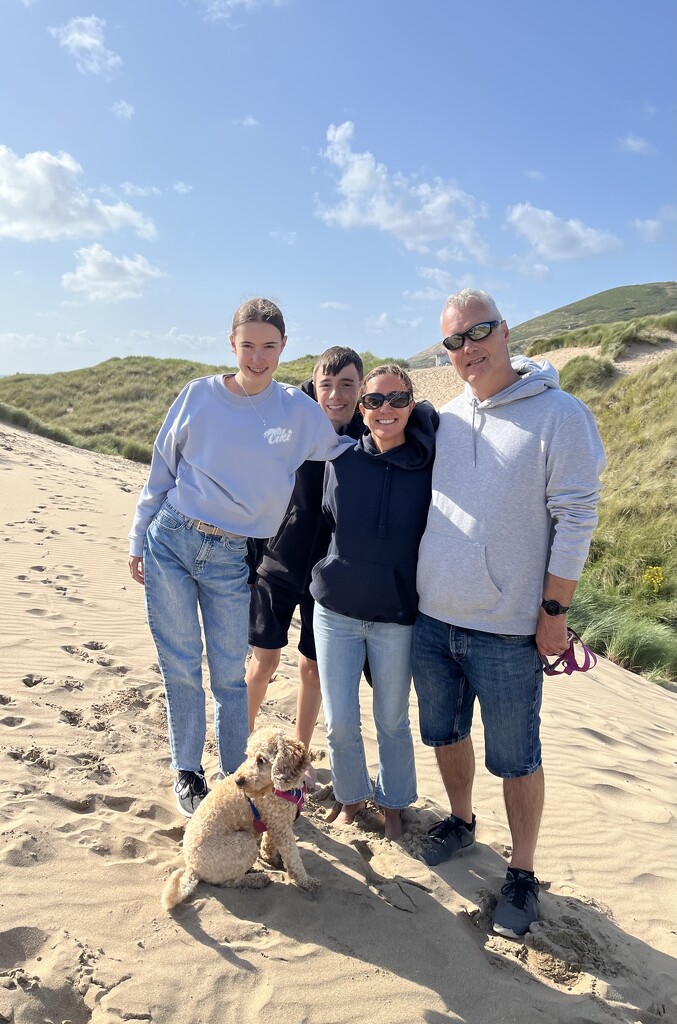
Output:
[525, 311, 677, 359]
[564, 353, 677, 683]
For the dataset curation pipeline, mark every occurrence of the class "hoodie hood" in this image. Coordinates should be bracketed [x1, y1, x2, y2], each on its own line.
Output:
[357, 400, 438, 469]
[460, 357, 560, 468]
[463, 356, 560, 409]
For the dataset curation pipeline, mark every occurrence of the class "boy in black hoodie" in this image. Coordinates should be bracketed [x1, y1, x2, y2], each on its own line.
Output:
[246, 348, 364, 774]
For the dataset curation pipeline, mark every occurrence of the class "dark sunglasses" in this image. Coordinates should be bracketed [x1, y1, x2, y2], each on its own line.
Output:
[442, 319, 503, 351]
[361, 390, 412, 410]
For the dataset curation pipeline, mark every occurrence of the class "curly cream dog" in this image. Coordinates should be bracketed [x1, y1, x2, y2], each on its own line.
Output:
[162, 727, 320, 910]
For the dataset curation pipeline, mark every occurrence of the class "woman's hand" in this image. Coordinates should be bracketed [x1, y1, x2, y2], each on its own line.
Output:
[129, 556, 145, 585]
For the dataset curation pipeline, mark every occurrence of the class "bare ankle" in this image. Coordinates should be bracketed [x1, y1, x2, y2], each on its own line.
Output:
[384, 807, 403, 840]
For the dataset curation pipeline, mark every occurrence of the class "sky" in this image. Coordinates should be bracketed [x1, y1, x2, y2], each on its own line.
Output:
[1, 0, 675, 375]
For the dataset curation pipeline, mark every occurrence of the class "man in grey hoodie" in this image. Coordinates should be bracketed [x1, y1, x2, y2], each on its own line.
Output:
[412, 288, 605, 939]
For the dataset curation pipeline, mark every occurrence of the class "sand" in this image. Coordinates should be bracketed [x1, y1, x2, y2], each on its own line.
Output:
[2, 352, 676, 1023]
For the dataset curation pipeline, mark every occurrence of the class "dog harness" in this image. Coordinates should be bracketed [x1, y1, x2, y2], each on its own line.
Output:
[246, 785, 307, 834]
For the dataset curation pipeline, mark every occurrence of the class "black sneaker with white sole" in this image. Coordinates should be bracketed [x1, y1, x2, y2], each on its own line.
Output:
[174, 768, 208, 818]
[493, 867, 540, 938]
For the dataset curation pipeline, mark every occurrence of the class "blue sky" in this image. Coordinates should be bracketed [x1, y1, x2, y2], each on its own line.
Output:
[1, 0, 675, 375]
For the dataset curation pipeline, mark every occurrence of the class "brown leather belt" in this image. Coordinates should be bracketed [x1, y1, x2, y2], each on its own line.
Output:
[192, 519, 241, 539]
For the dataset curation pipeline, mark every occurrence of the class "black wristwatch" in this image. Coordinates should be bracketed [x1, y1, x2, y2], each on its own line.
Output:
[541, 598, 570, 616]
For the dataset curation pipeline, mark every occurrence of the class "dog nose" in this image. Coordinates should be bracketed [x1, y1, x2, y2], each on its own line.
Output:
[234, 777, 245, 787]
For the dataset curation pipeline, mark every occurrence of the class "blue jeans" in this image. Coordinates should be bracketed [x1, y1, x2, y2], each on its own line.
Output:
[412, 612, 543, 779]
[143, 502, 250, 775]
[313, 604, 417, 809]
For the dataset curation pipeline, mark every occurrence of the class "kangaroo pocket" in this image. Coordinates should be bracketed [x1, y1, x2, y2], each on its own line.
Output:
[311, 556, 414, 623]
[417, 532, 501, 618]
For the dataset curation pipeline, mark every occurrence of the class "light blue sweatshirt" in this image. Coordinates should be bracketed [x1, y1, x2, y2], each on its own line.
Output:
[416, 357, 606, 635]
[129, 375, 351, 557]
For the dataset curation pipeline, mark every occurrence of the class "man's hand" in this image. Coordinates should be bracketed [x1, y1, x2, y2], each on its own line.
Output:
[535, 607, 568, 657]
[129, 556, 145, 585]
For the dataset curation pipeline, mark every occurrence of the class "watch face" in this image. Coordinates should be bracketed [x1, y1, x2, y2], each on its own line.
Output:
[542, 599, 567, 615]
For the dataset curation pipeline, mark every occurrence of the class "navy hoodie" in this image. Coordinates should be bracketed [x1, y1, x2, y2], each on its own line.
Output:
[310, 401, 438, 625]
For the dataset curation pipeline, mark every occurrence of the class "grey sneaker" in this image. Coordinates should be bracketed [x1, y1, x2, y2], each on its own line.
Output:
[174, 769, 208, 818]
[419, 814, 476, 866]
[493, 867, 540, 938]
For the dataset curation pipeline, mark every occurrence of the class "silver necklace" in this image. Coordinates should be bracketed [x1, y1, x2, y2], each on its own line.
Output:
[236, 376, 270, 426]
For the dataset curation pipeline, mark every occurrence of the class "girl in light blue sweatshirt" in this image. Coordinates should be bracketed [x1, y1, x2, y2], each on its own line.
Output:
[128, 298, 350, 817]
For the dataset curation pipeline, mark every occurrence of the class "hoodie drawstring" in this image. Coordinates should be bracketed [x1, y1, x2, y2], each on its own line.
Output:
[377, 465, 393, 538]
[471, 400, 478, 468]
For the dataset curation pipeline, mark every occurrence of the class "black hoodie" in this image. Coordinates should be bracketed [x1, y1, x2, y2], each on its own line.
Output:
[309, 401, 438, 625]
[248, 378, 363, 592]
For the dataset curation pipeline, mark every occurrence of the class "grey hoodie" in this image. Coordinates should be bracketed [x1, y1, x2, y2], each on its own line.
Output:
[416, 357, 606, 635]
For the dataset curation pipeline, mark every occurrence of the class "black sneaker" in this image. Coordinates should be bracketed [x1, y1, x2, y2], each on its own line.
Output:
[174, 768, 208, 818]
[493, 867, 540, 938]
[419, 814, 476, 865]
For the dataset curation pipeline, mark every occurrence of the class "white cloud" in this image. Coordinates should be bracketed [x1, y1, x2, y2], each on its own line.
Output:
[505, 202, 621, 261]
[406, 267, 477, 301]
[172, 181, 193, 194]
[124, 327, 223, 352]
[61, 244, 165, 303]
[319, 301, 349, 311]
[365, 312, 423, 333]
[111, 99, 134, 121]
[120, 181, 162, 198]
[631, 204, 676, 242]
[525, 169, 545, 180]
[0, 146, 155, 241]
[316, 121, 488, 259]
[0, 330, 97, 355]
[617, 132, 655, 155]
[195, 0, 285, 22]
[233, 115, 259, 128]
[268, 230, 297, 245]
[49, 15, 122, 77]
[0, 331, 48, 354]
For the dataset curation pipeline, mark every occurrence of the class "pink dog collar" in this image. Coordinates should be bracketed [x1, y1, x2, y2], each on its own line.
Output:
[247, 784, 307, 833]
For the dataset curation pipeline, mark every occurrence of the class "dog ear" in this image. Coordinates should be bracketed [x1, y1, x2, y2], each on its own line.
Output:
[271, 735, 310, 790]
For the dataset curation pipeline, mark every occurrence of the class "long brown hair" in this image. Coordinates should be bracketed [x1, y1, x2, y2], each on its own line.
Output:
[231, 297, 286, 339]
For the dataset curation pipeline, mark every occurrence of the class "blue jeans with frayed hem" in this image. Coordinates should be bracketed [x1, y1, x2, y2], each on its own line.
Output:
[313, 604, 417, 809]
[143, 502, 250, 775]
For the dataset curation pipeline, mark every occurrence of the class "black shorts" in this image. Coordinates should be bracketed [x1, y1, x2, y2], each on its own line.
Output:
[248, 574, 317, 661]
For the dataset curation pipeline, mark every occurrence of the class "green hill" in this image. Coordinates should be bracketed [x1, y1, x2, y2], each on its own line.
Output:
[510, 282, 677, 352]
[407, 282, 676, 366]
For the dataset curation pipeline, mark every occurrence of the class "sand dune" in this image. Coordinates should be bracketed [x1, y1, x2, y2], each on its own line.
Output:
[1, 417, 676, 1024]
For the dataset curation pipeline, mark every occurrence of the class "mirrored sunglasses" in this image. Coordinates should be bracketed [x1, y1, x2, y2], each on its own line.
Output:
[442, 319, 502, 351]
[361, 390, 413, 410]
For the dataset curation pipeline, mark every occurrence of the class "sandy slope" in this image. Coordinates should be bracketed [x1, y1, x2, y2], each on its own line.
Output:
[1, 370, 676, 1023]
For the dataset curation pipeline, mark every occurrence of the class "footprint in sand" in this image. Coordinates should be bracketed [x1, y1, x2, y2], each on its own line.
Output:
[26, 608, 48, 617]
[29, 565, 46, 572]
[8, 747, 55, 771]
[83, 640, 107, 651]
[0, 716, 25, 728]
[22, 674, 47, 687]
[0, 925, 48, 969]
[0, 694, 14, 705]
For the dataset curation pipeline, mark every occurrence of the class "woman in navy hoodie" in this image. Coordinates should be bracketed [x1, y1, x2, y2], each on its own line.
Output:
[310, 365, 438, 839]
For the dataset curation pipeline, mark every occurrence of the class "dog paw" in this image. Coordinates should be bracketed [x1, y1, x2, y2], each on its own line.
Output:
[298, 874, 321, 893]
